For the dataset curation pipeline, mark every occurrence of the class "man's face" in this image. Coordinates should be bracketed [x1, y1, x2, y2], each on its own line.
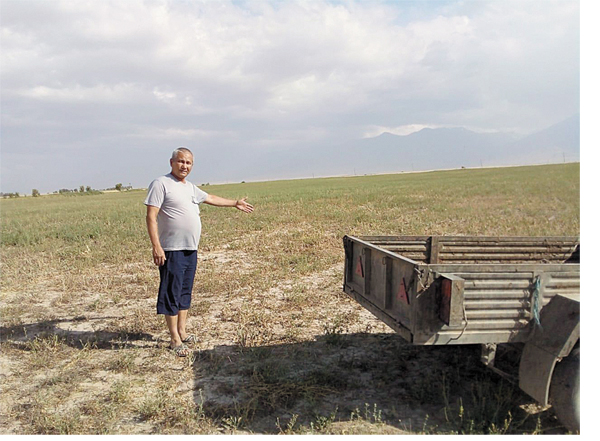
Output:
[170, 151, 194, 181]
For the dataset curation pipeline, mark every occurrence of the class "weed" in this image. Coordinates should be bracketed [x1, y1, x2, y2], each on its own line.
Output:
[107, 380, 131, 404]
[18, 393, 84, 435]
[30, 409, 84, 434]
[137, 388, 208, 432]
[276, 413, 300, 434]
[233, 306, 276, 348]
[222, 415, 244, 432]
[106, 351, 136, 373]
[309, 407, 338, 433]
[137, 391, 169, 421]
[24, 333, 64, 353]
[442, 374, 531, 434]
[21, 333, 72, 369]
[350, 403, 383, 424]
[322, 311, 358, 346]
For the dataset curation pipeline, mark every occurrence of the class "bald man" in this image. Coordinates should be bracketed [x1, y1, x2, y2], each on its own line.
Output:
[145, 147, 254, 356]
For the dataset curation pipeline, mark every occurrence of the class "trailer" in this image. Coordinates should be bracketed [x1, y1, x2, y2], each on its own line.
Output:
[342, 235, 580, 432]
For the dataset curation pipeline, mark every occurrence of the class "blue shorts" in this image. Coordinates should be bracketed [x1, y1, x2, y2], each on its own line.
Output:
[157, 250, 197, 316]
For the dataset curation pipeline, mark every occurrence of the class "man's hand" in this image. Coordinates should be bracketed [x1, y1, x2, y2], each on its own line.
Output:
[152, 244, 166, 267]
[235, 197, 254, 213]
[205, 194, 254, 212]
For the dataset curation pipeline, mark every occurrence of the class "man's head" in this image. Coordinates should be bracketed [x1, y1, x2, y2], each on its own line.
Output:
[170, 147, 194, 182]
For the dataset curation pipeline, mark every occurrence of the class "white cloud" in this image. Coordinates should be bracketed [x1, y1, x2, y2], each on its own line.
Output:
[0, 0, 580, 193]
[127, 126, 231, 140]
[18, 83, 142, 103]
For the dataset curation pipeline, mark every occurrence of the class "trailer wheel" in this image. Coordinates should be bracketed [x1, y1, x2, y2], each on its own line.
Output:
[550, 345, 580, 433]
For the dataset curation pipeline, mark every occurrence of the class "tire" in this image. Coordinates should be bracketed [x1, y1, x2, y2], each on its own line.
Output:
[550, 345, 580, 433]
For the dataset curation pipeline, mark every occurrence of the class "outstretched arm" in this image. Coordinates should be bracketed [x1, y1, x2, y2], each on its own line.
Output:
[204, 194, 254, 213]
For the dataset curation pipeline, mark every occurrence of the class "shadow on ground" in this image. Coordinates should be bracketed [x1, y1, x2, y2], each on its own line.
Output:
[0, 320, 568, 434]
[190, 332, 565, 434]
[0, 317, 156, 350]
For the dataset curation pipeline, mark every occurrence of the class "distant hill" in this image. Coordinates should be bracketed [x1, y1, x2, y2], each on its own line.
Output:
[346, 127, 518, 173]
[232, 114, 580, 181]
[491, 114, 580, 166]
[310, 114, 580, 176]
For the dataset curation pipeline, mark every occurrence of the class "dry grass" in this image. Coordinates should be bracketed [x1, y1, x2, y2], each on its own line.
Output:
[0, 164, 579, 434]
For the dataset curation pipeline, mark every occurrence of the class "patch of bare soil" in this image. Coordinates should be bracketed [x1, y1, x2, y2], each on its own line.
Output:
[0, 251, 568, 434]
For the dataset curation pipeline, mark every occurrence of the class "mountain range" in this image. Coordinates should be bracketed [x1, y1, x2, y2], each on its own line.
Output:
[316, 113, 580, 176]
[226, 114, 580, 182]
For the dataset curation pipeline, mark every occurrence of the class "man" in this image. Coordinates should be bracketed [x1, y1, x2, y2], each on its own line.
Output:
[145, 147, 254, 357]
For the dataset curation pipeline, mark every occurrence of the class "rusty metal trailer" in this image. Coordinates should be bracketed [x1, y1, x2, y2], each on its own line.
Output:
[343, 235, 580, 432]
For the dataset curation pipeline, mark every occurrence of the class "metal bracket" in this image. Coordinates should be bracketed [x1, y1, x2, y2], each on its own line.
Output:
[481, 343, 497, 367]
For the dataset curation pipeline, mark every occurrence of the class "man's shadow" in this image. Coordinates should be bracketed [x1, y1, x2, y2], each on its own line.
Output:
[0, 317, 156, 350]
[190, 332, 557, 434]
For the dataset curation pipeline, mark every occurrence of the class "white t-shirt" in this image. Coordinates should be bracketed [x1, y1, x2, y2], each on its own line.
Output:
[144, 173, 208, 251]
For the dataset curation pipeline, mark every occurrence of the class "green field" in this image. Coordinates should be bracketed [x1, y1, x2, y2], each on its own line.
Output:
[0, 163, 580, 434]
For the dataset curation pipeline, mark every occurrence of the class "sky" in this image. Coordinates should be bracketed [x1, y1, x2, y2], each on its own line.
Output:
[0, 0, 582, 194]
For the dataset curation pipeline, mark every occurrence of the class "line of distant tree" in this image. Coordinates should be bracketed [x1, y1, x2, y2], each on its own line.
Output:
[55, 186, 102, 196]
[1, 192, 21, 198]
[113, 183, 133, 191]
[1, 183, 135, 199]
[53, 183, 132, 195]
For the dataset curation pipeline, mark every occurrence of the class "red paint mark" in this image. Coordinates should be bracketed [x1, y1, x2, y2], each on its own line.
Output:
[355, 256, 364, 277]
[398, 278, 409, 304]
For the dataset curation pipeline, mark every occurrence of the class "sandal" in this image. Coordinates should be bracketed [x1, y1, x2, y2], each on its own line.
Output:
[170, 344, 190, 357]
[182, 334, 197, 344]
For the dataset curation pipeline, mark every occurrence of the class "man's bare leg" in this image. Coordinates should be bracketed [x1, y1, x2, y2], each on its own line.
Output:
[165, 314, 184, 348]
[177, 309, 189, 341]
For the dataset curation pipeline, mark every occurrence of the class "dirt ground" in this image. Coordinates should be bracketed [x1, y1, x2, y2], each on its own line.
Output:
[0, 254, 569, 434]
